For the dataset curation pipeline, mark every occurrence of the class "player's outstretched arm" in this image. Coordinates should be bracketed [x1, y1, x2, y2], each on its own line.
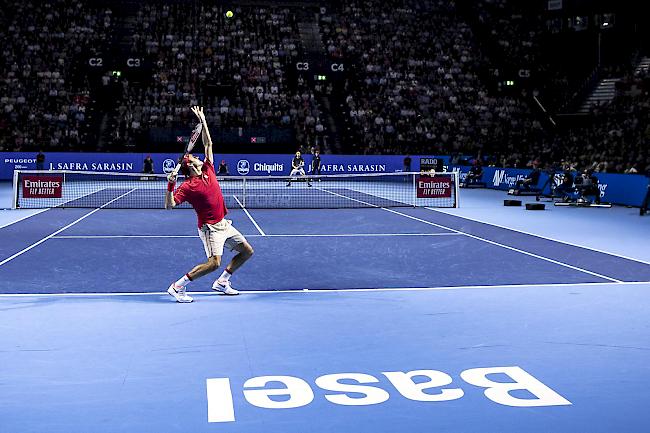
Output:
[165, 172, 177, 209]
[191, 106, 213, 164]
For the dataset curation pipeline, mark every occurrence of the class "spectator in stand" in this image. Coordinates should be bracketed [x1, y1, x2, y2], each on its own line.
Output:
[143, 155, 154, 174]
[36, 150, 45, 171]
[403, 155, 412, 172]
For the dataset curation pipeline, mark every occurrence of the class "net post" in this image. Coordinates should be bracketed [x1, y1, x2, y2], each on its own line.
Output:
[412, 171, 416, 207]
[454, 171, 460, 208]
[12, 169, 19, 209]
[242, 177, 246, 208]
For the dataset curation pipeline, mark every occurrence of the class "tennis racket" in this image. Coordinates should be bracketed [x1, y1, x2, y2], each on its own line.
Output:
[171, 122, 203, 177]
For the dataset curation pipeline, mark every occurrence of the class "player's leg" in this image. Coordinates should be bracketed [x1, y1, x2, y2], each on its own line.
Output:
[168, 225, 223, 302]
[300, 168, 311, 186]
[213, 225, 253, 294]
[287, 168, 299, 186]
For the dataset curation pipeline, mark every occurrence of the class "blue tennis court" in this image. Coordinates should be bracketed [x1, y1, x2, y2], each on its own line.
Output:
[1, 189, 649, 432]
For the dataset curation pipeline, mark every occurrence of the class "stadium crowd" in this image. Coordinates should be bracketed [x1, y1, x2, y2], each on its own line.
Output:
[107, 4, 324, 150]
[320, 0, 546, 160]
[0, 0, 113, 152]
[0, 0, 647, 176]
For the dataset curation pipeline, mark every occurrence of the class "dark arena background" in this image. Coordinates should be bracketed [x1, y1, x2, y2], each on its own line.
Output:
[1, 1, 649, 432]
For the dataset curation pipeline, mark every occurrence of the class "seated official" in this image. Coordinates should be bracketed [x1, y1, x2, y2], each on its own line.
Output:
[464, 162, 484, 186]
[515, 166, 541, 191]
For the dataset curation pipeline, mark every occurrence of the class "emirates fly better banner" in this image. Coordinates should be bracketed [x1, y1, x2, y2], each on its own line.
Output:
[21, 175, 63, 198]
[416, 174, 453, 198]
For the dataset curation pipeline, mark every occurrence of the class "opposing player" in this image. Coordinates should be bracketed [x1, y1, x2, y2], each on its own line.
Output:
[286, 151, 311, 187]
[165, 106, 254, 303]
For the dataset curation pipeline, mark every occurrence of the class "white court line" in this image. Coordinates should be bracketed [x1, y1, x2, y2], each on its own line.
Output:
[51, 233, 462, 239]
[0, 188, 138, 267]
[233, 195, 265, 236]
[1, 281, 648, 298]
[426, 207, 650, 266]
[0, 208, 50, 229]
[317, 187, 624, 283]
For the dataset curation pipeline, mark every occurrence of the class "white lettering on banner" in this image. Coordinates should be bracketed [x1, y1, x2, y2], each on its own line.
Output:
[598, 183, 607, 197]
[49, 162, 134, 171]
[206, 366, 571, 423]
[319, 164, 387, 173]
[254, 162, 284, 173]
[243, 376, 314, 409]
[346, 164, 386, 172]
[315, 373, 390, 406]
[24, 180, 61, 188]
[492, 170, 526, 188]
[321, 164, 344, 172]
[418, 180, 451, 189]
[5, 158, 36, 164]
[460, 366, 572, 407]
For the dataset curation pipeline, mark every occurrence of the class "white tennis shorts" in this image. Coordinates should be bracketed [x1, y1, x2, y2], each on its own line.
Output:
[290, 168, 306, 176]
[198, 219, 247, 258]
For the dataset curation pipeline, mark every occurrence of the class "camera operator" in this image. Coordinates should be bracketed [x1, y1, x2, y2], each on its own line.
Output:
[574, 169, 601, 204]
[554, 169, 575, 202]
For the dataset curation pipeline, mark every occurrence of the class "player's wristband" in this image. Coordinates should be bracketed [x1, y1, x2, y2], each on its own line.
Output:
[167, 181, 176, 192]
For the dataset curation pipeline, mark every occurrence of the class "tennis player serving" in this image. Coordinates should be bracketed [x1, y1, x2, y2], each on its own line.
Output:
[165, 106, 254, 303]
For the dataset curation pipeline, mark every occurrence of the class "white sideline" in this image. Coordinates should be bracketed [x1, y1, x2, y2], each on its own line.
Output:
[51, 233, 462, 239]
[317, 187, 624, 284]
[0, 281, 648, 298]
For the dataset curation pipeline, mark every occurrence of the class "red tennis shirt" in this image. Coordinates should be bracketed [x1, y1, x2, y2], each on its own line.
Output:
[173, 159, 228, 228]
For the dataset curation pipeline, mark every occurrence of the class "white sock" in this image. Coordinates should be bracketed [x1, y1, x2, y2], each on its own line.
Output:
[174, 274, 192, 288]
[218, 269, 232, 282]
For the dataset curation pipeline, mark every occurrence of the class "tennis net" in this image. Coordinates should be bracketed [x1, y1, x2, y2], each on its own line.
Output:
[13, 170, 459, 209]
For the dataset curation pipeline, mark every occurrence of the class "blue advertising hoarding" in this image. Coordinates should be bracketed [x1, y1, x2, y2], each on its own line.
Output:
[0, 152, 448, 179]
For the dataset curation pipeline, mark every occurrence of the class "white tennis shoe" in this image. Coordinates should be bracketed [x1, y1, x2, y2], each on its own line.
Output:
[167, 284, 193, 303]
[212, 279, 239, 295]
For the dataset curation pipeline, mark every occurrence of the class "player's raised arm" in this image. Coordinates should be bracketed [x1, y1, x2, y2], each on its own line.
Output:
[165, 172, 177, 209]
[191, 106, 213, 164]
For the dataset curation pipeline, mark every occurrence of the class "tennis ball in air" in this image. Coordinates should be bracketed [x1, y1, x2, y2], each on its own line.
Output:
[225, 10, 234, 18]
